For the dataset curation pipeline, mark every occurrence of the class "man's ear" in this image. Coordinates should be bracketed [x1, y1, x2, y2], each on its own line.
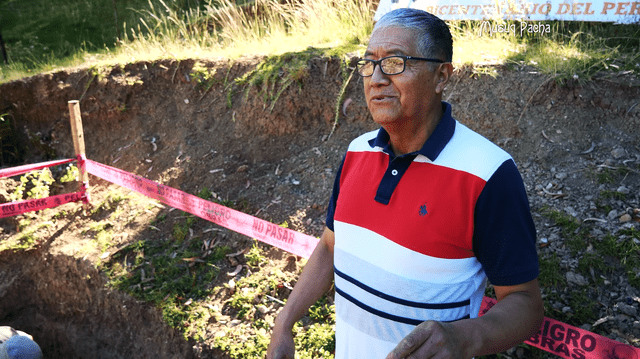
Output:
[435, 63, 453, 94]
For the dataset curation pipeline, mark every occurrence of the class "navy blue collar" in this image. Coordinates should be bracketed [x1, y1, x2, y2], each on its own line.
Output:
[367, 102, 455, 161]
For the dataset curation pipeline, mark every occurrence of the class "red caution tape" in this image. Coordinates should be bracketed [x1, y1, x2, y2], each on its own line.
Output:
[84, 160, 319, 258]
[0, 191, 85, 219]
[0, 158, 75, 179]
[480, 297, 640, 359]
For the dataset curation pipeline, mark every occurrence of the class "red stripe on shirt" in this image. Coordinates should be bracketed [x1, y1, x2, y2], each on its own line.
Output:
[335, 151, 486, 259]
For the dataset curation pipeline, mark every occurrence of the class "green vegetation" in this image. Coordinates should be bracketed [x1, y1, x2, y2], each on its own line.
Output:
[452, 19, 640, 82]
[11, 168, 55, 201]
[60, 165, 79, 183]
[235, 48, 320, 111]
[2, 0, 639, 84]
[539, 205, 640, 329]
[600, 189, 627, 201]
[597, 168, 616, 184]
[172, 214, 197, 242]
[539, 253, 566, 287]
[244, 242, 266, 267]
[191, 61, 218, 92]
[0, 0, 374, 82]
[541, 207, 588, 255]
[593, 229, 640, 287]
[102, 234, 232, 336]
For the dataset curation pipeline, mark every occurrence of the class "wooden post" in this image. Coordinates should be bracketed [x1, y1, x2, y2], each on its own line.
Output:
[68, 100, 90, 204]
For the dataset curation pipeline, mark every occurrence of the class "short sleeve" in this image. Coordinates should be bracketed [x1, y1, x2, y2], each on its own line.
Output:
[325, 156, 345, 232]
[473, 159, 539, 286]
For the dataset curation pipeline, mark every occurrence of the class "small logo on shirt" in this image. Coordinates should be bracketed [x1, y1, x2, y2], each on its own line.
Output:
[419, 203, 428, 216]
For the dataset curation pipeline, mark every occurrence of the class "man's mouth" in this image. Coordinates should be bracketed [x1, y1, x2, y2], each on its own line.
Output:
[371, 94, 395, 102]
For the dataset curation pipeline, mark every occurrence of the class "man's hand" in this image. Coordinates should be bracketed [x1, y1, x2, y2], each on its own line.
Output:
[266, 328, 295, 359]
[386, 279, 543, 359]
[385, 320, 469, 359]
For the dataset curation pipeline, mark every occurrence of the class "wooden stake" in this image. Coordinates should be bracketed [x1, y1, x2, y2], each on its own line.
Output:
[68, 100, 90, 204]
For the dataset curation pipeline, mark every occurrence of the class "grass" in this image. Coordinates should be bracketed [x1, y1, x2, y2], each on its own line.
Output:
[539, 204, 640, 330]
[0, 0, 374, 82]
[101, 233, 232, 336]
[2, 0, 640, 84]
[600, 189, 627, 200]
[452, 19, 640, 82]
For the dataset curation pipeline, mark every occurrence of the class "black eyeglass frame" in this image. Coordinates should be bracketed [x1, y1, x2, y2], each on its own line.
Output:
[356, 55, 445, 77]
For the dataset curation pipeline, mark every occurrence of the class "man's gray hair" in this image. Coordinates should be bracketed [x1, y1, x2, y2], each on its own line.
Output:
[374, 8, 453, 63]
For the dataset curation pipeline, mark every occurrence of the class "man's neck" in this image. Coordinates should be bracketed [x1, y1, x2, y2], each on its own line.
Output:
[385, 103, 443, 157]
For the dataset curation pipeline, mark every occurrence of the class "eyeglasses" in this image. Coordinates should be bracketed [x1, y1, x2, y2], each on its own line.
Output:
[356, 55, 444, 77]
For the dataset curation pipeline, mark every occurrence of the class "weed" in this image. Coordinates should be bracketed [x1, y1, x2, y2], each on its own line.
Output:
[596, 168, 615, 184]
[214, 327, 271, 359]
[600, 190, 627, 200]
[329, 59, 356, 139]
[60, 164, 79, 182]
[152, 213, 167, 225]
[539, 253, 566, 287]
[215, 198, 235, 208]
[245, 243, 266, 267]
[191, 62, 217, 92]
[595, 201, 613, 214]
[197, 187, 213, 200]
[94, 229, 113, 252]
[17, 218, 31, 231]
[102, 234, 227, 336]
[90, 192, 129, 215]
[294, 322, 335, 359]
[308, 297, 335, 322]
[566, 291, 598, 325]
[592, 231, 640, 287]
[0, 229, 39, 252]
[542, 208, 583, 249]
[597, 234, 620, 257]
[11, 169, 55, 201]
[172, 221, 191, 242]
[51, 210, 68, 220]
[235, 48, 319, 111]
[15, 230, 38, 249]
[470, 66, 499, 79]
[210, 245, 231, 261]
[577, 252, 606, 284]
[565, 233, 588, 255]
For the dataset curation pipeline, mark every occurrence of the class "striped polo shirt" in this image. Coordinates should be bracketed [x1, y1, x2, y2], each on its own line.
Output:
[326, 102, 538, 358]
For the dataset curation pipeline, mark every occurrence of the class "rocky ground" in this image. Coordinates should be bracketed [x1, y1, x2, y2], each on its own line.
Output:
[0, 57, 639, 358]
[520, 136, 640, 353]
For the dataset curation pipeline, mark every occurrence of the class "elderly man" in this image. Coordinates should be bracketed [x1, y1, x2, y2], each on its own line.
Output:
[267, 8, 543, 359]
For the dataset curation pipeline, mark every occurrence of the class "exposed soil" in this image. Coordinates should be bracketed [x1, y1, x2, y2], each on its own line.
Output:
[0, 56, 639, 358]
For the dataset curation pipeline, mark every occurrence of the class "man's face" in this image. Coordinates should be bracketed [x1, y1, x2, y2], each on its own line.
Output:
[363, 26, 441, 127]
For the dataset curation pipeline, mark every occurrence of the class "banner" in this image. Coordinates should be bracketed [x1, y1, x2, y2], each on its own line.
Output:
[0, 158, 74, 179]
[0, 191, 84, 219]
[374, 0, 640, 24]
[84, 160, 319, 259]
[480, 297, 640, 359]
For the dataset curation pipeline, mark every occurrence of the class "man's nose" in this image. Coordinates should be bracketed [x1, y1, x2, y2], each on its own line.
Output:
[369, 64, 391, 86]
